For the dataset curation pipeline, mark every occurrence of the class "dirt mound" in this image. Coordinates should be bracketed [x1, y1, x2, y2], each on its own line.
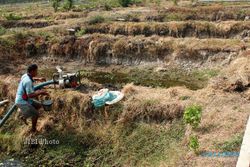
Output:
[0, 20, 56, 29]
[49, 34, 245, 67]
[85, 21, 250, 38]
[0, 34, 48, 74]
[210, 55, 250, 92]
[0, 76, 19, 101]
[0, 32, 246, 72]
[49, 90, 92, 130]
[147, 5, 250, 22]
[118, 86, 193, 123]
[54, 12, 88, 20]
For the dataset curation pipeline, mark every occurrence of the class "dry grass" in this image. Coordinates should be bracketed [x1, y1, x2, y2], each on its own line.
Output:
[0, 55, 250, 166]
[48, 89, 92, 132]
[121, 82, 137, 95]
[1, 2, 250, 166]
[156, 5, 250, 21]
[210, 56, 250, 91]
[46, 34, 245, 66]
[118, 86, 192, 123]
[38, 116, 55, 133]
[0, 20, 56, 29]
[85, 21, 250, 38]
[0, 75, 19, 100]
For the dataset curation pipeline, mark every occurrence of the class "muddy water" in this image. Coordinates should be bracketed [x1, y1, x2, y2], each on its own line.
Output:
[80, 68, 207, 90]
[39, 66, 212, 90]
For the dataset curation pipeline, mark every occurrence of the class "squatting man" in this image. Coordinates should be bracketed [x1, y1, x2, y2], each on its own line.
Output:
[15, 64, 49, 132]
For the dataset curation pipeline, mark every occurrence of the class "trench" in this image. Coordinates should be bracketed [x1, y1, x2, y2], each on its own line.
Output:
[81, 70, 203, 90]
[40, 67, 209, 91]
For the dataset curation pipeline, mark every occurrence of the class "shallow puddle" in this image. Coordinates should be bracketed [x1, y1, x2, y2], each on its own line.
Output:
[80, 69, 206, 90]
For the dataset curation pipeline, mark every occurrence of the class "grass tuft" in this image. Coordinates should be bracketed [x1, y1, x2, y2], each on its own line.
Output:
[88, 15, 106, 25]
[215, 133, 243, 152]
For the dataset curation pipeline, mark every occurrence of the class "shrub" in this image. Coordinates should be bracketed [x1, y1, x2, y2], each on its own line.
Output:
[172, 0, 178, 6]
[62, 0, 73, 11]
[119, 0, 132, 7]
[4, 13, 22, 20]
[13, 32, 31, 40]
[104, 3, 112, 11]
[125, 13, 140, 22]
[189, 135, 199, 152]
[179, 96, 190, 101]
[132, 0, 143, 4]
[0, 26, 6, 36]
[88, 15, 105, 25]
[75, 28, 86, 37]
[215, 133, 243, 152]
[52, 0, 60, 12]
[183, 104, 202, 129]
[192, 69, 219, 81]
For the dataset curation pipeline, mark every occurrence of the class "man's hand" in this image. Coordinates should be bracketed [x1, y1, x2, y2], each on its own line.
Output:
[36, 89, 49, 96]
[27, 90, 49, 98]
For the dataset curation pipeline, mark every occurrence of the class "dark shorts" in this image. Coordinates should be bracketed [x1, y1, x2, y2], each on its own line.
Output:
[17, 100, 41, 119]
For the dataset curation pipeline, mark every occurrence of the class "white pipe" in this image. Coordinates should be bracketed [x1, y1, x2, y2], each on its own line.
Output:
[236, 115, 250, 167]
[0, 100, 9, 107]
[56, 66, 63, 79]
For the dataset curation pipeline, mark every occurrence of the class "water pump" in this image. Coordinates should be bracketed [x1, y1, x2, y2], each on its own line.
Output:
[53, 66, 81, 89]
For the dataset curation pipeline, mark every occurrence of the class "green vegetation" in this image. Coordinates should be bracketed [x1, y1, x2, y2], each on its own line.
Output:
[104, 2, 112, 11]
[75, 28, 86, 37]
[183, 104, 202, 153]
[62, 0, 73, 11]
[125, 13, 140, 22]
[88, 15, 106, 25]
[52, 0, 60, 12]
[183, 104, 202, 129]
[215, 133, 243, 152]
[0, 37, 16, 48]
[52, 0, 73, 12]
[0, 0, 42, 4]
[36, 31, 55, 41]
[0, 26, 6, 36]
[164, 13, 184, 21]
[13, 31, 32, 40]
[75, 0, 142, 10]
[192, 69, 219, 81]
[0, 120, 185, 166]
[189, 135, 199, 153]
[119, 0, 143, 7]
[80, 68, 209, 90]
[4, 13, 22, 20]
[119, 0, 132, 7]
[173, 0, 178, 6]
[180, 96, 190, 101]
[83, 121, 185, 166]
